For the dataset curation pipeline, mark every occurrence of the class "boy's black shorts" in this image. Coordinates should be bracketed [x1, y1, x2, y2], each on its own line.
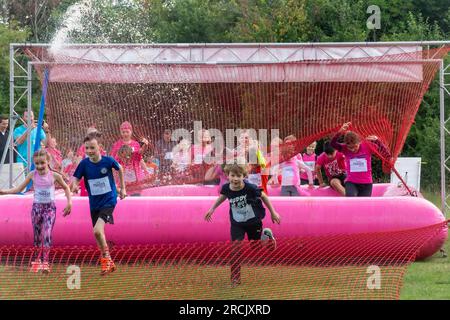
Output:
[330, 174, 346, 187]
[231, 220, 263, 241]
[90, 206, 115, 227]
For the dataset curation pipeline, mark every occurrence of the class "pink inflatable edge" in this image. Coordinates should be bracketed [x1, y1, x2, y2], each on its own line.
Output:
[0, 183, 446, 260]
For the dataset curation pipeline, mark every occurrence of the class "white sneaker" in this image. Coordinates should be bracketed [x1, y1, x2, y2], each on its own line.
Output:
[261, 228, 277, 250]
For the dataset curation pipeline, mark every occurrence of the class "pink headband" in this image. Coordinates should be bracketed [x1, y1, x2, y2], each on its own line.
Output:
[120, 121, 132, 131]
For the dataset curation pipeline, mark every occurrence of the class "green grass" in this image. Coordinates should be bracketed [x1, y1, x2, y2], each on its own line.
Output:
[400, 190, 449, 300]
[0, 190, 447, 300]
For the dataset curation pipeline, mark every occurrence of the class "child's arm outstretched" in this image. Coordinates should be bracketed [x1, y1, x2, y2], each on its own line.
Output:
[297, 159, 314, 187]
[0, 172, 33, 195]
[54, 172, 72, 216]
[260, 192, 281, 224]
[204, 194, 227, 222]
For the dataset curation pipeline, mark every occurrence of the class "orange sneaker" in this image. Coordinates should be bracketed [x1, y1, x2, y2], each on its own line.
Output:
[100, 257, 116, 275]
[30, 260, 42, 273]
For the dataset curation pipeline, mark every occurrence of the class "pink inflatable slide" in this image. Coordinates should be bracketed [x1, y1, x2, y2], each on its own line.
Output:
[0, 183, 446, 260]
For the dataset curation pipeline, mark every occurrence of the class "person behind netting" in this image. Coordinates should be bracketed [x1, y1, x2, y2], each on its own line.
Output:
[110, 121, 149, 159]
[171, 138, 192, 178]
[234, 130, 269, 194]
[300, 141, 319, 185]
[44, 135, 63, 174]
[154, 129, 177, 178]
[143, 153, 159, 179]
[115, 144, 150, 195]
[0, 114, 13, 164]
[315, 142, 346, 196]
[0, 149, 72, 273]
[269, 135, 314, 196]
[190, 129, 217, 185]
[13, 111, 46, 168]
[71, 131, 126, 275]
[204, 163, 281, 286]
[331, 122, 392, 197]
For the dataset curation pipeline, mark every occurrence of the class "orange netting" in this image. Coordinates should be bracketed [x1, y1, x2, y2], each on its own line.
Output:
[0, 222, 446, 300]
[22, 46, 449, 191]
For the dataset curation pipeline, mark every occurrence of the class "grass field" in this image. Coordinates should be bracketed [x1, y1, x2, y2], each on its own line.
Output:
[0, 264, 407, 300]
[400, 190, 450, 300]
[0, 190, 447, 300]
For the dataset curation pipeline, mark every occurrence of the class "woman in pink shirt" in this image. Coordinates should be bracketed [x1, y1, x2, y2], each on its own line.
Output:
[331, 122, 391, 197]
[110, 121, 149, 159]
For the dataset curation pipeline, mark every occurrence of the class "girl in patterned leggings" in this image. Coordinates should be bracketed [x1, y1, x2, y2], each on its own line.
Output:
[0, 149, 72, 273]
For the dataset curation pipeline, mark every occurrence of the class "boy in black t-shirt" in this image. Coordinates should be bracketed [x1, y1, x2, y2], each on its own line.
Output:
[205, 163, 281, 286]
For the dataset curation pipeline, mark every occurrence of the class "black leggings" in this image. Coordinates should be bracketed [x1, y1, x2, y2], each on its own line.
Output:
[345, 182, 373, 197]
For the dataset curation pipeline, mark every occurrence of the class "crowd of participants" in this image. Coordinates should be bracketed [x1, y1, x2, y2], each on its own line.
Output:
[0, 112, 392, 198]
[0, 111, 392, 279]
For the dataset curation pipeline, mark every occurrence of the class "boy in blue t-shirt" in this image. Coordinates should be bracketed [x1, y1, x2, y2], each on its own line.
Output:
[72, 132, 126, 275]
[205, 163, 281, 286]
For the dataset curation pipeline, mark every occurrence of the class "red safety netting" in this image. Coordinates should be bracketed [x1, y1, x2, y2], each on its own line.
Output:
[0, 222, 446, 300]
[22, 46, 449, 191]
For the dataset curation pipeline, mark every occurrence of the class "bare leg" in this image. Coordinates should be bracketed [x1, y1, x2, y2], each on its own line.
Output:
[330, 178, 346, 196]
[93, 219, 110, 258]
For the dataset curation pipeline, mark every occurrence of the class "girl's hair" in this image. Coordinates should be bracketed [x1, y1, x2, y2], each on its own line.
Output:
[223, 163, 248, 176]
[344, 131, 360, 145]
[323, 142, 336, 155]
[284, 134, 296, 142]
[33, 149, 51, 162]
[33, 149, 59, 174]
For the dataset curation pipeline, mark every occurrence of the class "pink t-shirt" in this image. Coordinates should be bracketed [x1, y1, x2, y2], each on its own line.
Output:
[110, 139, 141, 159]
[316, 151, 346, 180]
[280, 157, 301, 186]
[340, 142, 373, 184]
[300, 153, 317, 180]
[117, 152, 147, 183]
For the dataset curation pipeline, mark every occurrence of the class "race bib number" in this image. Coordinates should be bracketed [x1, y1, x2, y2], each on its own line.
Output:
[164, 152, 173, 160]
[88, 176, 112, 196]
[248, 173, 262, 186]
[147, 167, 155, 175]
[282, 166, 295, 179]
[349, 158, 368, 173]
[232, 205, 256, 223]
[34, 188, 55, 203]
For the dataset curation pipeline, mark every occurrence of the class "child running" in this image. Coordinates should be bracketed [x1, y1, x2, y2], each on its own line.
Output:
[71, 132, 126, 275]
[0, 150, 72, 273]
[315, 142, 347, 196]
[204, 163, 281, 286]
[331, 122, 391, 197]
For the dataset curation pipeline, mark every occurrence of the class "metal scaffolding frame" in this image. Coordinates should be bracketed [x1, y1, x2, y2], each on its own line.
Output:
[4, 42, 450, 216]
